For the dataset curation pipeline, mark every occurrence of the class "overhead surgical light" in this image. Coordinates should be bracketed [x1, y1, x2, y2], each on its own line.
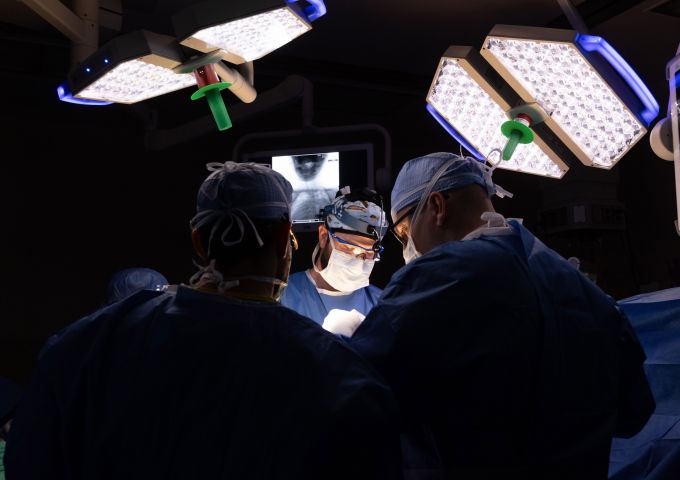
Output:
[65, 30, 196, 104]
[173, 0, 326, 65]
[481, 25, 659, 170]
[57, 81, 112, 106]
[427, 46, 569, 179]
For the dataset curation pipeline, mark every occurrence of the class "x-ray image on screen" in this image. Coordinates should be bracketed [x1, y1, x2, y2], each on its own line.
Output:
[272, 152, 339, 223]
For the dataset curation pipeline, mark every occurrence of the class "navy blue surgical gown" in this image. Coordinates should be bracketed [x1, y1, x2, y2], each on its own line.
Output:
[350, 219, 654, 479]
[281, 270, 382, 326]
[5, 286, 401, 480]
[609, 288, 680, 480]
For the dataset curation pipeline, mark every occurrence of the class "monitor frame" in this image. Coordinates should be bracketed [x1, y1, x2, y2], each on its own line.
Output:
[242, 143, 375, 232]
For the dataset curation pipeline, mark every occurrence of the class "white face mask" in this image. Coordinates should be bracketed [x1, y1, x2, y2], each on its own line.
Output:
[402, 235, 422, 264]
[313, 237, 375, 293]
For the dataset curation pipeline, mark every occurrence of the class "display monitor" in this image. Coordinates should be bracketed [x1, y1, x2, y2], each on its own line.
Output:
[242, 144, 374, 231]
[272, 151, 339, 226]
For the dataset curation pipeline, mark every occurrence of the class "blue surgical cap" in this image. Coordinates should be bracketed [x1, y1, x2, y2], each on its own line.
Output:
[390, 152, 496, 222]
[106, 268, 168, 305]
[194, 162, 292, 220]
[190, 162, 294, 255]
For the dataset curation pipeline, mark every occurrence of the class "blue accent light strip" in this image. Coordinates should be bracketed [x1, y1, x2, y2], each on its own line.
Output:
[287, 0, 327, 22]
[426, 103, 485, 160]
[576, 33, 659, 127]
[57, 81, 112, 106]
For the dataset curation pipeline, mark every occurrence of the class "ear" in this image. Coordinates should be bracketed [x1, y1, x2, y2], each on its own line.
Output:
[275, 222, 292, 260]
[318, 224, 329, 249]
[429, 192, 448, 227]
[191, 229, 207, 261]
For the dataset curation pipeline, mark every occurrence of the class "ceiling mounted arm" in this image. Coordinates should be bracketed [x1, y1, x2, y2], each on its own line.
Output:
[21, 0, 99, 65]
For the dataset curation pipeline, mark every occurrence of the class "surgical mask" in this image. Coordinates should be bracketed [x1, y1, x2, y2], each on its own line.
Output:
[313, 237, 375, 293]
[402, 236, 422, 264]
[401, 157, 461, 265]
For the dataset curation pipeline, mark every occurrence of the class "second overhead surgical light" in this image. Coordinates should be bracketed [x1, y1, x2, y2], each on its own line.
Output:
[481, 25, 659, 169]
[426, 46, 568, 178]
[173, 0, 326, 65]
[427, 25, 659, 177]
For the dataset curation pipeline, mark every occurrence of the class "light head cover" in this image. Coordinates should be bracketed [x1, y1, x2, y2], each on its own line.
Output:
[320, 187, 389, 253]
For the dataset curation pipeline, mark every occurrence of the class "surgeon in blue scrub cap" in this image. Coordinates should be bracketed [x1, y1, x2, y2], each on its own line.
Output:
[281, 187, 388, 336]
[6, 161, 401, 480]
[350, 152, 654, 478]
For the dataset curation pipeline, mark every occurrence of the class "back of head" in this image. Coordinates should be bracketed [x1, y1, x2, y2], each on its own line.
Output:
[105, 268, 168, 305]
[190, 161, 293, 272]
[390, 152, 497, 222]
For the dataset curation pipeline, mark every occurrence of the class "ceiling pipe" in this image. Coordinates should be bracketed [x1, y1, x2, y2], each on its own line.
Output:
[213, 62, 257, 104]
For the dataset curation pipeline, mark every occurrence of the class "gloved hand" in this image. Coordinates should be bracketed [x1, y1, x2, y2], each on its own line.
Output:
[322, 309, 366, 337]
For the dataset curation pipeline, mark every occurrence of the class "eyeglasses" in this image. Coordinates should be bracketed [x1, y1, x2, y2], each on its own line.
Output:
[390, 206, 416, 247]
[329, 232, 383, 260]
[290, 230, 299, 251]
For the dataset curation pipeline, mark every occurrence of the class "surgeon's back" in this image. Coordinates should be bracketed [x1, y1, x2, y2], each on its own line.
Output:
[6, 286, 400, 480]
[351, 221, 654, 479]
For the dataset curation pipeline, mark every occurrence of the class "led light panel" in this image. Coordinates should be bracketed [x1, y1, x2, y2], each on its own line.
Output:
[77, 58, 196, 104]
[482, 25, 658, 169]
[66, 31, 195, 105]
[181, 7, 310, 64]
[427, 48, 568, 178]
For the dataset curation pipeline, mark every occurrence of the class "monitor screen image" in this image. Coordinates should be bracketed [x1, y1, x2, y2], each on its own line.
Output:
[271, 152, 340, 224]
[240, 143, 373, 231]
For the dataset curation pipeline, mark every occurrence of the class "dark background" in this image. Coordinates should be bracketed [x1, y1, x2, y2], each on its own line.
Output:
[2, 0, 680, 383]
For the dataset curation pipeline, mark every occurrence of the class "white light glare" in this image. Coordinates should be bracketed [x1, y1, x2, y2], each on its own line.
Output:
[77, 59, 196, 104]
[191, 7, 310, 63]
[428, 59, 565, 178]
[485, 38, 644, 168]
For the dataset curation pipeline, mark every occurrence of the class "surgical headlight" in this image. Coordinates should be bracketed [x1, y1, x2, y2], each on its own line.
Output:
[319, 186, 388, 260]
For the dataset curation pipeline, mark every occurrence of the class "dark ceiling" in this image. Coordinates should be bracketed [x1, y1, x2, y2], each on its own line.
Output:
[3, 0, 679, 77]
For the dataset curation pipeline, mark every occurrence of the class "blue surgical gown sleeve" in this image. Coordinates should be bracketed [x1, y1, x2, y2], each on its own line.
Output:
[351, 237, 545, 469]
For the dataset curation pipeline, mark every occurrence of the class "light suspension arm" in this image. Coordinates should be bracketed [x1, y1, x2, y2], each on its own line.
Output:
[21, 0, 99, 65]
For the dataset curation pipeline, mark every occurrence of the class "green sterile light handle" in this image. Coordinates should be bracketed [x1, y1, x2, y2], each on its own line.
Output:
[500, 118, 535, 161]
[191, 82, 232, 131]
[503, 130, 522, 160]
[205, 89, 231, 131]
